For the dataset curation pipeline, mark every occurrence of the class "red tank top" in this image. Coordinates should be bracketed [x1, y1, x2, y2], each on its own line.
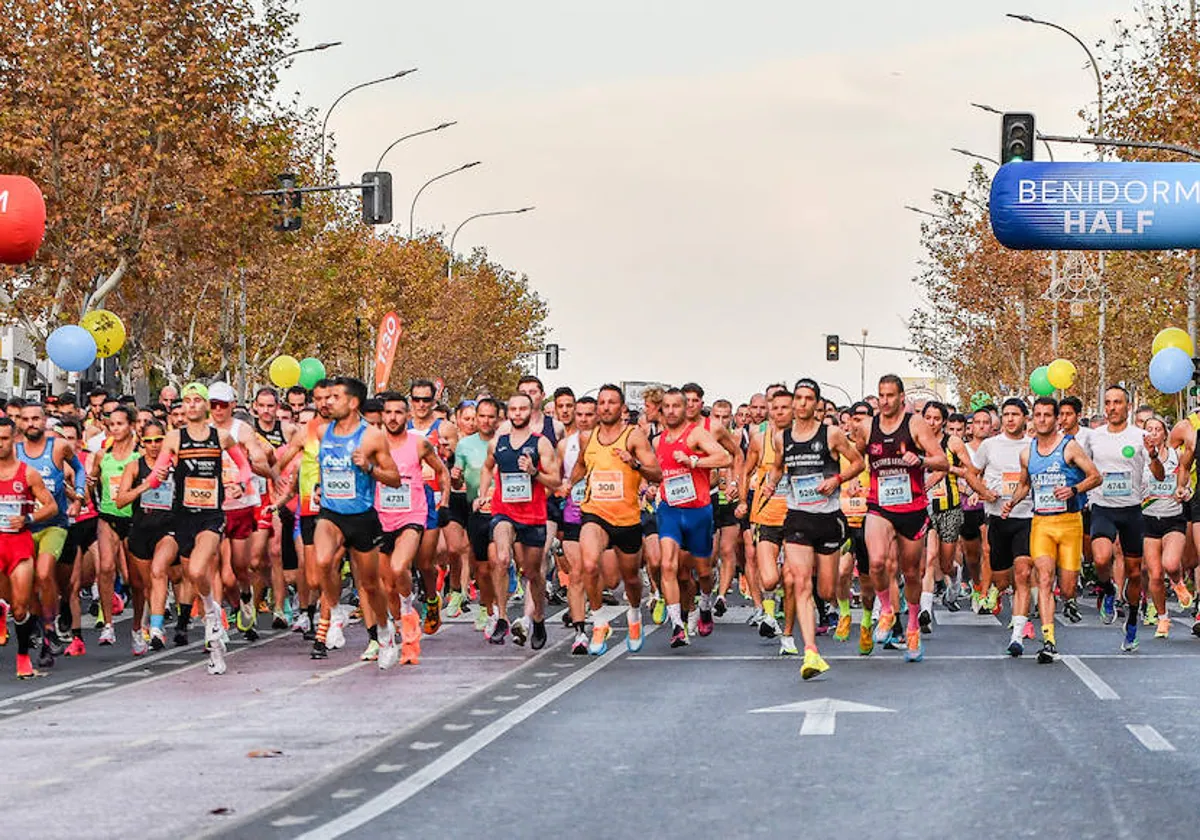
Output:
[656, 423, 711, 508]
[490, 433, 548, 525]
[866, 413, 927, 513]
[0, 464, 35, 534]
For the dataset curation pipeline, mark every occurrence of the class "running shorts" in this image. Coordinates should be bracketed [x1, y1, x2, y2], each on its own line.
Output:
[490, 514, 547, 549]
[640, 508, 658, 538]
[783, 509, 846, 555]
[61, 518, 98, 564]
[580, 512, 642, 555]
[866, 505, 929, 542]
[317, 508, 382, 553]
[128, 521, 176, 562]
[713, 501, 737, 530]
[174, 512, 225, 559]
[380, 522, 424, 556]
[99, 513, 132, 541]
[279, 507, 299, 571]
[960, 508, 985, 542]
[254, 497, 274, 531]
[300, 514, 318, 547]
[546, 495, 564, 527]
[930, 507, 964, 544]
[31, 526, 67, 562]
[1145, 512, 1188, 541]
[1089, 504, 1145, 557]
[986, 514, 1031, 572]
[0, 531, 34, 576]
[1189, 490, 1200, 523]
[738, 490, 752, 531]
[446, 492, 470, 528]
[1030, 511, 1083, 572]
[224, 506, 257, 541]
[424, 486, 439, 531]
[656, 503, 714, 558]
[561, 521, 581, 543]
[468, 511, 491, 564]
[848, 524, 868, 575]
[752, 523, 784, 547]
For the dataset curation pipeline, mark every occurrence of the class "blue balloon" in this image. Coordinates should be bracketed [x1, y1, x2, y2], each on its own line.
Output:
[46, 325, 97, 372]
[1149, 346, 1193, 394]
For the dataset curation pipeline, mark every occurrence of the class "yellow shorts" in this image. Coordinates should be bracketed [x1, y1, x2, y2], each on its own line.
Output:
[1030, 512, 1083, 572]
[32, 526, 68, 562]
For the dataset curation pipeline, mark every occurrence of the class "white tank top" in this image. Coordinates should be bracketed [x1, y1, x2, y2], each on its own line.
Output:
[221, 418, 261, 511]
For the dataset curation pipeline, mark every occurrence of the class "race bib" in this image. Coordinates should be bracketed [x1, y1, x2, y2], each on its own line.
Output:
[1033, 474, 1066, 515]
[841, 493, 867, 517]
[789, 473, 823, 505]
[379, 481, 412, 511]
[879, 473, 913, 508]
[251, 475, 269, 497]
[1147, 477, 1176, 500]
[501, 472, 533, 503]
[0, 501, 22, 533]
[1001, 472, 1021, 499]
[141, 480, 174, 512]
[323, 469, 356, 500]
[107, 475, 122, 506]
[570, 480, 587, 505]
[589, 470, 623, 502]
[1102, 471, 1132, 499]
[663, 472, 698, 507]
[182, 476, 219, 509]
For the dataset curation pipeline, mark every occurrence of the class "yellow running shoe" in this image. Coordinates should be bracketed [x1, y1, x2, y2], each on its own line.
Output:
[1144, 602, 1159, 627]
[834, 614, 852, 642]
[1174, 582, 1194, 610]
[858, 623, 874, 656]
[360, 639, 380, 661]
[800, 649, 829, 680]
[651, 597, 666, 626]
[1155, 616, 1172, 639]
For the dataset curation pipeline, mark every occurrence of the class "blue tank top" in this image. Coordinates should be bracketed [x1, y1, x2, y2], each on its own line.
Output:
[319, 420, 375, 515]
[1027, 436, 1085, 516]
[540, 415, 558, 448]
[17, 440, 68, 529]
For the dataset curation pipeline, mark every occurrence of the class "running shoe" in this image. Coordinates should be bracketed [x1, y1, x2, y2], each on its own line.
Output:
[651, 597, 666, 626]
[1099, 594, 1116, 625]
[758, 612, 780, 639]
[1063, 598, 1082, 624]
[484, 611, 498, 639]
[697, 608, 714, 637]
[291, 613, 311, 634]
[1174, 581, 1194, 610]
[400, 612, 422, 664]
[206, 637, 227, 675]
[36, 642, 54, 669]
[378, 634, 400, 671]
[687, 611, 699, 638]
[16, 653, 41, 679]
[571, 631, 589, 655]
[111, 592, 125, 617]
[918, 609, 933, 635]
[423, 597, 442, 636]
[1036, 641, 1059, 664]
[970, 590, 981, 614]
[1121, 622, 1139, 652]
[588, 623, 611, 655]
[904, 630, 924, 663]
[475, 608, 490, 632]
[801, 649, 830, 680]
[131, 631, 148, 657]
[531, 620, 548, 651]
[0, 600, 7, 645]
[746, 607, 764, 627]
[272, 611, 288, 630]
[1155, 616, 1172, 639]
[310, 639, 328, 660]
[779, 635, 799, 656]
[1144, 602, 1158, 627]
[1007, 639, 1024, 658]
[45, 630, 66, 656]
[874, 612, 896, 645]
[174, 628, 189, 647]
[511, 616, 530, 647]
[1192, 618, 1200, 639]
[833, 614, 852, 642]
[445, 591, 465, 619]
[858, 624, 874, 656]
[1023, 621, 1036, 640]
[942, 586, 960, 612]
[713, 595, 727, 617]
[98, 624, 115, 646]
[326, 607, 346, 650]
[149, 627, 166, 651]
[489, 617, 510, 646]
[982, 586, 1000, 614]
[360, 639, 381, 661]
[669, 623, 688, 648]
[626, 619, 643, 653]
[561, 610, 573, 628]
[64, 637, 86, 657]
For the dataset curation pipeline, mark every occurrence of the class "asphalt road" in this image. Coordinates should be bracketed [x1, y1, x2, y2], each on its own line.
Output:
[2, 596, 1198, 840]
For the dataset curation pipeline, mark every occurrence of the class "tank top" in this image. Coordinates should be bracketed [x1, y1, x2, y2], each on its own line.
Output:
[1143, 447, 1182, 519]
[298, 418, 321, 517]
[408, 418, 442, 493]
[222, 419, 260, 511]
[319, 419, 374, 515]
[99, 443, 139, 518]
[132, 457, 175, 530]
[656, 423, 711, 509]
[0, 462, 35, 534]
[376, 432, 427, 531]
[751, 423, 787, 527]
[255, 420, 288, 450]
[928, 433, 961, 512]
[866, 414, 927, 513]
[783, 423, 840, 514]
[539, 414, 559, 449]
[562, 432, 584, 525]
[175, 426, 225, 514]
[1027, 435, 1086, 516]
[580, 425, 641, 527]
[490, 433, 548, 525]
[839, 456, 870, 527]
[17, 439, 68, 530]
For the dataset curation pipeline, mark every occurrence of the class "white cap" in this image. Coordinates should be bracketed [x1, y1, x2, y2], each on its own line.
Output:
[208, 381, 236, 403]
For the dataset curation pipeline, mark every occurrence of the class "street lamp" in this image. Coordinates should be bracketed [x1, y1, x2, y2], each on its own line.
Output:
[410, 162, 483, 238]
[271, 41, 342, 68]
[905, 205, 951, 222]
[951, 147, 999, 166]
[319, 69, 417, 182]
[447, 207, 535, 282]
[373, 122, 457, 173]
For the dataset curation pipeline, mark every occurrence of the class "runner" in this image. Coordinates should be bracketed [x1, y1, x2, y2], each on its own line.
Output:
[1058, 396, 1093, 620]
[918, 401, 975, 630]
[838, 402, 874, 653]
[557, 396, 596, 638]
[454, 398, 499, 634]
[440, 400, 478, 618]
[86, 405, 140, 649]
[963, 409, 997, 613]
[1133, 416, 1189, 639]
[251, 387, 299, 631]
[406, 379, 451, 636]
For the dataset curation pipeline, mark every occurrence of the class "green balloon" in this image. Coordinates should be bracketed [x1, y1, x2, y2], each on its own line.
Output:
[1122, 445, 1136, 459]
[298, 357, 326, 389]
[1029, 366, 1054, 396]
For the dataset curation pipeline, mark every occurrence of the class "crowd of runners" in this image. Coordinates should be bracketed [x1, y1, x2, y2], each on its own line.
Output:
[1, 371, 1199, 682]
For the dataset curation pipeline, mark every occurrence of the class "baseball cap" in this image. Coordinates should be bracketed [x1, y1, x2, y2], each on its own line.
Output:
[208, 382, 236, 403]
[181, 382, 209, 401]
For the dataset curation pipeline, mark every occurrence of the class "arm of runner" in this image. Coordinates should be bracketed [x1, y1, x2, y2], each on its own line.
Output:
[1147, 443, 1167, 482]
[736, 430, 762, 519]
[420, 438, 452, 506]
[358, 426, 401, 488]
[567, 432, 589, 487]
[1003, 447, 1031, 517]
[475, 440, 498, 511]
[762, 428, 785, 496]
[240, 425, 278, 484]
[624, 427, 662, 483]
[961, 443, 996, 502]
[1063, 439, 1102, 498]
[114, 459, 147, 509]
[908, 414, 948, 473]
[26, 467, 58, 527]
[948, 436, 971, 476]
[924, 470, 947, 494]
[148, 431, 179, 487]
[684, 427, 732, 471]
[533, 436, 561, 491]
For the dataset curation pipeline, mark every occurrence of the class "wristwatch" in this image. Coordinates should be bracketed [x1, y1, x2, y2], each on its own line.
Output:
[689, 454, 699, 469]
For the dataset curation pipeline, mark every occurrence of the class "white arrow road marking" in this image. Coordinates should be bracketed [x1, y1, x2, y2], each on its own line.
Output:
[748, 698, 895, 735]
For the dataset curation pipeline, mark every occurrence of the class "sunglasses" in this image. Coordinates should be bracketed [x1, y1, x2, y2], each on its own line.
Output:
[141, 435, 164, 443]
[410, 396, 434, 403]
[210, 400, 230, 408]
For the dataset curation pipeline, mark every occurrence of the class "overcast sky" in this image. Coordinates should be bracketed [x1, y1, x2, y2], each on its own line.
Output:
[283, 0, 1135, 405]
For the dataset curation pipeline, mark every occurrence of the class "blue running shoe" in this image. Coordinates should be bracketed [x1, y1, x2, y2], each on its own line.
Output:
[1121, 622, 1138, 652]
[1100, 594, 1116, 625]
[508, 562, 518, 595]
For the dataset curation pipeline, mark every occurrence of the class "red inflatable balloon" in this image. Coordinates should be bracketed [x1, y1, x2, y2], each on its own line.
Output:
[0, 175, 46, 265]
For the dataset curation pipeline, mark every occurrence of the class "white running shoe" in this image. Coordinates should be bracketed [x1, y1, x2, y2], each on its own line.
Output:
[378, 623, 400, 670]
[779, 635, 799, 656]
[326, 606, 347, 650]
[131, 631, 148, 657]
[291, 612, 311, 634]
[98, 624, 116, 646]
[687, 611, 699, 638]
[206, 637, 227, 675]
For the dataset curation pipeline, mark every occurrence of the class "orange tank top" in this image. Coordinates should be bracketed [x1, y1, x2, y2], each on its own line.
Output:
[580, 425, 641, 527]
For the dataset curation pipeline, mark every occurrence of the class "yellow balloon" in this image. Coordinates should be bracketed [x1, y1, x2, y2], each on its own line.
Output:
[1047, 358, 1077, 390]
[269, 355, 301, 389]
[80, 309, 126, 359]
[1152, 327, 1194, 358]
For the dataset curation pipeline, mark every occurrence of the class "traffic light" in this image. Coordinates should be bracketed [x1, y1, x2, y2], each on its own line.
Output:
[274, 173, 302, 232]
[361, 171, 393, 225]
[545, 343, 560, 370]
[826, 335, 840, 361]
[1000, 112, 1036, 164]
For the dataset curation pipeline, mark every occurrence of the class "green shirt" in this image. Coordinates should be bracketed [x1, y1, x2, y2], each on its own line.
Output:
[454, 434, 491, 502]
[99, 446, 139, 518]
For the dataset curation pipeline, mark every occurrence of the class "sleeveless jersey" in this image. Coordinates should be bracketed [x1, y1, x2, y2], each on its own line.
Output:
[99, 444, 138, 518]
[376, 432, 427, 531]
[0, 463, 35, 533]
[866, 414, 927, 513]
[539, 414, 559, 449]
[175, 426, 225, 514]
[580, 425, 640, 527]
[17, 440, 68, 530]
[1027, 435, 1086, 516]
[408, 418, 443, 493]
[928, 433, 961, 512]
[298, 419, 322, 517]
[1143, 447, 1182, 518]
[490, 433, 547, 525]
[656, 423, 711, 509]
[839, 456, 870, 527]
[221, 419, 260, 511]
[319, 419, 374, 515]
[254, 419, 288, 503]
[562, 432, 584, 525]
[133, 457, 175, 528]
[782, 423, 840, 514]
[751, 423, 787, 527]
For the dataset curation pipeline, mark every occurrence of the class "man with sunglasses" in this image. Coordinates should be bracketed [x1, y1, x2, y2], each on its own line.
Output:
[406, 380, 453, 635]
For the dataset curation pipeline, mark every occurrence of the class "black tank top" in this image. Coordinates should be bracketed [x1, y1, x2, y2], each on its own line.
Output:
[132, 457, 174, 530]
[175, 426, 225, 514]
[255, 420, 287, 450]
[782, 423, 839, 514]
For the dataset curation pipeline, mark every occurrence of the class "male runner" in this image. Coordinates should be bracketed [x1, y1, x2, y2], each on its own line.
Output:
[918, 401, 976, 629]
[407, 379, 452, 634]
[454, 398, 499, 632]
[251, 387, 299, 630]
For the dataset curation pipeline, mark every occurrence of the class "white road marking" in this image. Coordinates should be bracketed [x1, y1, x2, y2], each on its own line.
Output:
[75, 755, 113, 770]
[115, 669, 153, 678]
[467, 708, 498, 716]
[77, 681, 117, 689]
[271, 815, 317, 827]
[513, 683, 541, 689]
[330, 789, 363, 800]
[749, 698, 895, 736]
[293, 626, 657, 840]
[1126, 723, 1175, 751]
[532, 671, 557, 677]
[935, 612, 1001, 626]
[1063, 655, 1120, 700]
[442, 723, 472, 732]
[492, 695, 519, 702]
[409, 741, 442, 751]
[29, 777, 63, 789]
[372, 763, 406, 773]
[38, 694, 71, 701]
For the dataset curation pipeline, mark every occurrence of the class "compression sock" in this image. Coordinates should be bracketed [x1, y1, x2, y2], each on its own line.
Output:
[907, 604, 920, 633]
[1042, 624, 1056, 645]
[667, 604, 682, 626]
[763, 597, 776, 618]
[838, 598, 851, 619]
[919, 591, 934, 615]
[1010, 615, 1028, 643]
[177, 603, 192, 631]
[878, 589, 893, 616]
[14, 615, 34, 655]
[150, 614, 165, 632]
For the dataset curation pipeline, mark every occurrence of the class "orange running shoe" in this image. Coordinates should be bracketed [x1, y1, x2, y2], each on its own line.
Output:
[400, 612, 422, 665]
[904, 630, 924, 662]
[16, 653, 41, 679]
[873, 611, 896, 644]
[64, 637, 86, 657]
[0, 601, 8, 646]
[1174, 582, 1194, 610]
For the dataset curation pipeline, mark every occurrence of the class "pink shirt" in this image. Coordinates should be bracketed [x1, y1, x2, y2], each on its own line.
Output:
[375, 432, 427, 532]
